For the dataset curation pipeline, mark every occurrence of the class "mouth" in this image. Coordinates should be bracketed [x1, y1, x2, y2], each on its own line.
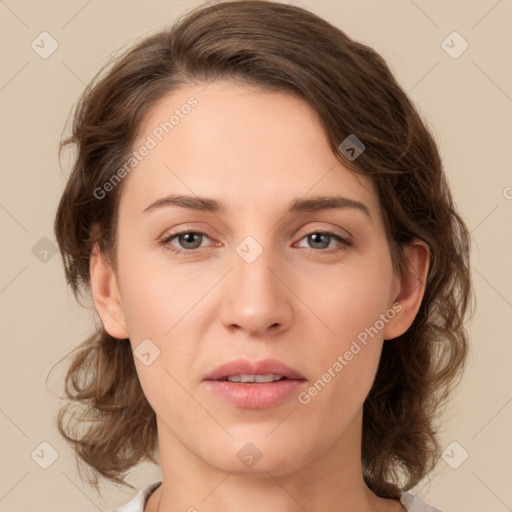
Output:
[203, 357, 306, 382]
[203, 358, 307, 408]
[215, 374, 291, 383]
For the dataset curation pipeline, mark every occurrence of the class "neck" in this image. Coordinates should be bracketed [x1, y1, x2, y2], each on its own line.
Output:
[145, 411, 404, 512]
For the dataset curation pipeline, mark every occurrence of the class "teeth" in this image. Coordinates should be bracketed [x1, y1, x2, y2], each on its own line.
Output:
[226, 374, 284, 383]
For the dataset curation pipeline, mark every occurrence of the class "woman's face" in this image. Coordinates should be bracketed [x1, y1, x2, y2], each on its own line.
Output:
[97, 81, 410, 476]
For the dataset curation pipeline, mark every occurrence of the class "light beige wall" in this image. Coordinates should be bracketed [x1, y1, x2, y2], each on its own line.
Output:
[1, 1, 511, 511]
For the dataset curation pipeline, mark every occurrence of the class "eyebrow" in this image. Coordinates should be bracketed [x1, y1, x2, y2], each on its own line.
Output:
[141, 193, 371, 219]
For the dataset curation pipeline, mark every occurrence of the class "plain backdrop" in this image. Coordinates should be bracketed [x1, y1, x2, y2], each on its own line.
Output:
[1, 1, 511, 511]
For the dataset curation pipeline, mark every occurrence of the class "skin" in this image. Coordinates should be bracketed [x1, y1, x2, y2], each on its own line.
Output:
[90, 81, 429, 512]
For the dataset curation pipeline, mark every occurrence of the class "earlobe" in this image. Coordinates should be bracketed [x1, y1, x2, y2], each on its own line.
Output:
[383, 239, 431, 341]
[89, 242, 130, 339]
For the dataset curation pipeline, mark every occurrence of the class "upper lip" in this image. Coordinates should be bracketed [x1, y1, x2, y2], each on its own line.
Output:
[204, 358, 306, 381]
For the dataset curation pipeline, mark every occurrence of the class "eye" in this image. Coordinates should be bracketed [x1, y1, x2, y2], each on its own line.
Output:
[160, 230, 213, 255]
[295, 230, 351, 254]
[159, 229, 351, 256]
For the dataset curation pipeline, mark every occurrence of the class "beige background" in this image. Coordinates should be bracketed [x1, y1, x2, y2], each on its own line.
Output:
[1, 1, 511, 511]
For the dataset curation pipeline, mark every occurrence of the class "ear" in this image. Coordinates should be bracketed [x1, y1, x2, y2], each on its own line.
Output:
[383, 239, 430, 341]
[89, 242, 129, 339]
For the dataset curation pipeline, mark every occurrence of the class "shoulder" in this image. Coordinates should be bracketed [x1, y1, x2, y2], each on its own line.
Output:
[106, 481, 162, 512]
[400, 491, 446, 512]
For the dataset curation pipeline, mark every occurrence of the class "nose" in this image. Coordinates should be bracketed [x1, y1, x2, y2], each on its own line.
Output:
[218, 240, 294, 338]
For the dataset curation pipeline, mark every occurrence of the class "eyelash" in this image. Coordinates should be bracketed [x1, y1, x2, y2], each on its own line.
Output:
[159, 229, 351, 256]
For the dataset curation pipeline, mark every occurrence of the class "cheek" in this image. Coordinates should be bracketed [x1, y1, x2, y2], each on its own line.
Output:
[120, 279, 170, 342]
[115, 242, 209, 393]
[296, 251, 394, 408]
[115, 238, 198, 340]
[302, 254, 395, 346]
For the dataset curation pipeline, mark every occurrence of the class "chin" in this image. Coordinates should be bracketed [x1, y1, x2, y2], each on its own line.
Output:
[198, 436, 313, 477]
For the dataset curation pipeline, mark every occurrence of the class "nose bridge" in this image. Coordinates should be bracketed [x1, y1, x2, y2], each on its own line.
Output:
[235, 234, 279, 294]
[219, 232, 293, 335]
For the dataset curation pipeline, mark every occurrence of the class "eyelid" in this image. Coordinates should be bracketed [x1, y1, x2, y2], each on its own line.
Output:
[160, 229, 214, 249]
[161, 224, 351, 245]
[160, 226, 352, 258]
[158, 219, 353, 257]
[158, 222, 216, 243]
[293, 228, 352, 254]
[300, 224, 352, 241]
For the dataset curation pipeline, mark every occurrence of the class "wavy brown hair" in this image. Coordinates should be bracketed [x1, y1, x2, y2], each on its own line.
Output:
[50, 0, 473, 497]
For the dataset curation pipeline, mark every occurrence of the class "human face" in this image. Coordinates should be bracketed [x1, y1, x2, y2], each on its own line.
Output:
[107, 80, 403, 476]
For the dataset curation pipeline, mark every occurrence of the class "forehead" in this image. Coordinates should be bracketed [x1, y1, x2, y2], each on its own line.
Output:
[121, 81, 378, 219]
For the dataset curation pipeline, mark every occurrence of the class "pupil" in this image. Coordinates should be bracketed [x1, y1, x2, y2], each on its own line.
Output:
[181, 233, 201, 249]
[309, 233, 329, 249]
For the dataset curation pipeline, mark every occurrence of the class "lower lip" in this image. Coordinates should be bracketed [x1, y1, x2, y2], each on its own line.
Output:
[203, 379, 307, 409]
